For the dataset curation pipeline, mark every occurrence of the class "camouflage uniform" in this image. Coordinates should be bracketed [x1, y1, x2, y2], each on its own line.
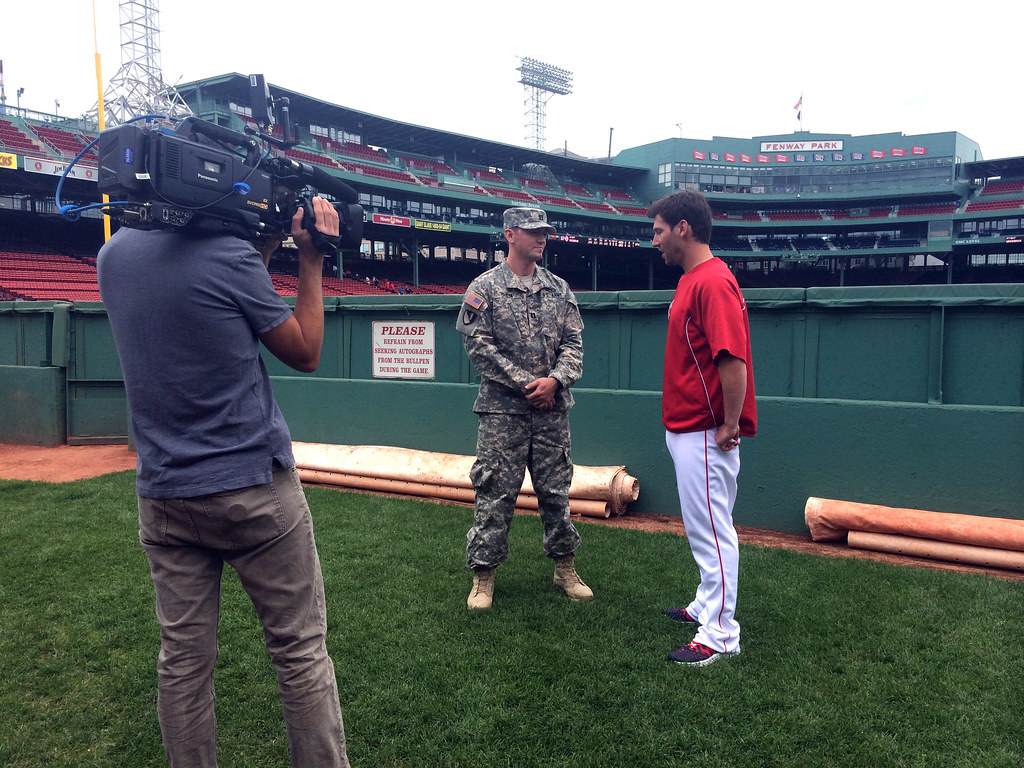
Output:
[457, 257, 584, 570]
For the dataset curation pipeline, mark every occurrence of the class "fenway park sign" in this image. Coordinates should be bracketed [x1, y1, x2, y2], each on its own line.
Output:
[760, 140, 844, 152]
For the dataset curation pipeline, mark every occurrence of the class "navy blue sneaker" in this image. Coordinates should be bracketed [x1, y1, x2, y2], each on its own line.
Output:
[667, 641, 738, 667]
[663, 608, 699, 624]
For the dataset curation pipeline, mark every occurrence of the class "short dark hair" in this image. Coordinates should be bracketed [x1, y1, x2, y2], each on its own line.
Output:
[647, 190, 713, 244]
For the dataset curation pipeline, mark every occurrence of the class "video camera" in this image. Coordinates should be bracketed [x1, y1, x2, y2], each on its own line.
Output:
[92, 75, 364, 255]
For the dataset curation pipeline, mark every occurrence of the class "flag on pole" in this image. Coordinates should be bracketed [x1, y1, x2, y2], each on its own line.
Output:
[793, 95, 802, 111]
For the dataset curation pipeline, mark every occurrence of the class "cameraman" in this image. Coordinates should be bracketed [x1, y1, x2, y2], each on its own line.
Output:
[97, 197, 350, 767]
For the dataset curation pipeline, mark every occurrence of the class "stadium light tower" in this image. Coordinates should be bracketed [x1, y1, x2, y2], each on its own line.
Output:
[87, 0, 191, 126]
[517, 57, 573, 151]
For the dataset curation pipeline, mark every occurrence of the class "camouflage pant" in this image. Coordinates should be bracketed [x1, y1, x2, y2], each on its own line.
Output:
[466, 411, 581, 569]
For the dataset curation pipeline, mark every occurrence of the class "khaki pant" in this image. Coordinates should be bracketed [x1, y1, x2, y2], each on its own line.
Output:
[138, 466, 348, 767]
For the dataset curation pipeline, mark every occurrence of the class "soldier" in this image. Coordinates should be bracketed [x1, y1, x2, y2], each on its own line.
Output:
[456, 206, 592, 610]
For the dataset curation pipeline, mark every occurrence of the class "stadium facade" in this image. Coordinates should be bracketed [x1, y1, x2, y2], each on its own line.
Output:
[2, 71, 1023, 295]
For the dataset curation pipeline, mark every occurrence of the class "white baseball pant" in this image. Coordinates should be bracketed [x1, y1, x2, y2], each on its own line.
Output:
[665, 427, 741, 654]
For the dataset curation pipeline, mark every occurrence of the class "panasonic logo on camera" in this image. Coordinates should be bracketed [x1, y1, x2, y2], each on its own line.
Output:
[197, 173, 219, 182]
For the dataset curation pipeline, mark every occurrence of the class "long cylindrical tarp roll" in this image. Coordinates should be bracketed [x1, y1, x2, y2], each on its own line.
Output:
[293, 442, 638, 513]
[847, 530, 1024, 572]
[804, 497, 1024, 552]
[297, 468, 612, 518]
[292, 443, 637, 517]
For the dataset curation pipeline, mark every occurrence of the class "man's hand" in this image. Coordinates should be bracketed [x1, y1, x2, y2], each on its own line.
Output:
[715, 423, 741, 451]
[258, 196, 337, 374]
[715, 353, 746, 451]
[291, 196, 340, 258]
[525, 377, 559, 410]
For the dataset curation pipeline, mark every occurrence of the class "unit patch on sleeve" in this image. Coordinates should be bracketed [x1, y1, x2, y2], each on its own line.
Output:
[457, 291, 487, 336]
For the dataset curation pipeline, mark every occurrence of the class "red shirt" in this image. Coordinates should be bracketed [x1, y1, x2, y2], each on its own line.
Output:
[663, 257, 757, 435]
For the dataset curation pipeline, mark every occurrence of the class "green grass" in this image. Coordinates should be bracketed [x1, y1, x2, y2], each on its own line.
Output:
[1, 472, 1022, 767]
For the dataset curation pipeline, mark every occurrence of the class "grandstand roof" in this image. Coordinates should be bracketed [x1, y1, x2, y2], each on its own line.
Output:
[176, 74, 648, 186]
[962, 156, 1024, 179]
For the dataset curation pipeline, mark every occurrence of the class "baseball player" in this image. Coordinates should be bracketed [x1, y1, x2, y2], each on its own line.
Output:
[649, 190, 757, 666]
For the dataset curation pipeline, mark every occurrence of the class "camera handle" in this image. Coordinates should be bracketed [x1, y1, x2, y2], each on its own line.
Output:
[297, 197, 341, 257]
[177, 117, 263, 165]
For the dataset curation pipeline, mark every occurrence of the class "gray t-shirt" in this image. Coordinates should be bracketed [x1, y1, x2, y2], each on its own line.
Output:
[98, 227, 295, 498]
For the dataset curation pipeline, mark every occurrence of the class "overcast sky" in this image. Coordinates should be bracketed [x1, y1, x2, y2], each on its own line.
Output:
[3, 0, 1021, 161]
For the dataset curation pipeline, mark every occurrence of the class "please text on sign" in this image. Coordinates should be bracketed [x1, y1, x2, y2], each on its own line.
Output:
[371, 321, 436, 380]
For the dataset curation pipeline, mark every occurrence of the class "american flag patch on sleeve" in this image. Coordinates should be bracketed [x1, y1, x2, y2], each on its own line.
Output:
[464, 292, 485, 310]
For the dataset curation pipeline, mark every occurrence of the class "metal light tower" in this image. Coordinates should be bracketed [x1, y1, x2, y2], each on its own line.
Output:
[517, 57, 572, 151]
[88, 0, 191, 125]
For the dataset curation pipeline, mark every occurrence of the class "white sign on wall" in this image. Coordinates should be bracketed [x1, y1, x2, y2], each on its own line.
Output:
[758, 140, 844, 152]
[24, 157, 98, 181]
[372, 321, 436, 379]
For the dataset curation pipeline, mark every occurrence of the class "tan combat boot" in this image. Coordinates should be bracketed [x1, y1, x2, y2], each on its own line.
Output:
[467, 567, 495, 610]
[553, 554, 594, 601]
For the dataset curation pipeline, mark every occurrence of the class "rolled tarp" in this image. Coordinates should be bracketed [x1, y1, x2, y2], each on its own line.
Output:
[804, 497, 1024, 552]
[847, 531, 1024, 572]
[292, 443, 639, 518]
[297, 468, 613, 517]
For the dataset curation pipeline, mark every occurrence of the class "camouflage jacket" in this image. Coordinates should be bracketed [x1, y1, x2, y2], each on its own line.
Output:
[456, 262, 583, 414]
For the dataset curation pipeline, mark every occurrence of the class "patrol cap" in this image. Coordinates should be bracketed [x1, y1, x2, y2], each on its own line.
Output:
[503, 207, 556, 235]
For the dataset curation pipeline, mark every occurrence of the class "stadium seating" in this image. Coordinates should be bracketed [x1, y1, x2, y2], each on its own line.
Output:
[402, 157, 457, 176]
[897, 203, 957, 217]
[844, 235, 880, 249]
[518, 177, 553, 191]
[715, 239, 754, 252]
[470, 168, 509, 184]
[615, 205, 649, 217]
[964, 198, 1024, 212]
[601, 189, 638, 202]
[284, 147, 344, 169]
[576, 200, 617, 214]
[791, 236, 832, 251]
[414, 284, 466, 294]
[313, 135, 344, 153]
[0, 251, 102, 302]
[562, 184, 593, 198]
[28, 124, 98, 161]
[713, 211, 763, 222]
[756, 239, 796, 252]
[335, 142, 391, 165]
[979, 180, 1024, 196]
[344, 162, 421, 185]
[484, 187, 535, 203]
[0, 119, 43, 153]
[826, 207, 892, 219]
[533, 194, 582, 209]
[764, 210, 824, 221]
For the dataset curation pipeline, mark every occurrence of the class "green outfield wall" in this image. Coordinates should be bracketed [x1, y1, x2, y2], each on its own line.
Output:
[2, 284, 1022, 533]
